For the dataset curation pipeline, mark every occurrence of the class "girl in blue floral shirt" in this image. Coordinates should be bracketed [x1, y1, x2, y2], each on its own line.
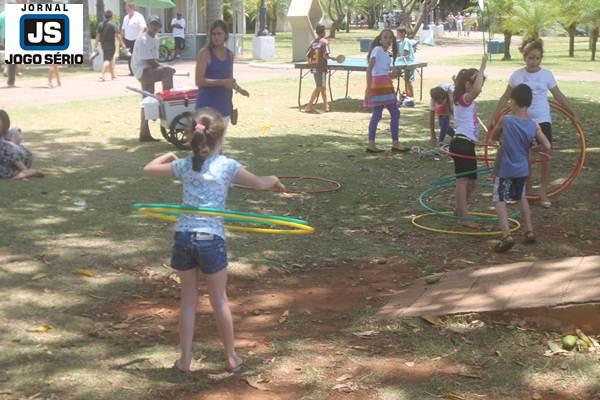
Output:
[143, 108, 283, 374]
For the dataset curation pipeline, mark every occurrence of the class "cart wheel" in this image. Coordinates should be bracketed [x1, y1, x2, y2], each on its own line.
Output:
[169, 112, 194, 149]
[159, 45, 169, 63]
[160, 126, 172, 143]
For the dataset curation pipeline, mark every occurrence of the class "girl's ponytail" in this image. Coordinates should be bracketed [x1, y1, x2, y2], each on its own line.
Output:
[189, 109, 226, 171]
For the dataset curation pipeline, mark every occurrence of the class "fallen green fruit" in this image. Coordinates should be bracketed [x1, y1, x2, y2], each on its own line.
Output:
[562, 335, 577, 350]
[424, 274, 441, 284]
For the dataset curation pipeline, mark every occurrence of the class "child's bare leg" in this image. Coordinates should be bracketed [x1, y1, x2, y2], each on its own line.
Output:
[176, 268, 200, 371]
[456, 178, 479, 228]
[320, 87, 329, 111]
[306, 88, 320, 111]
[519, 196, 534, 233]
[455, 177, 469, 217]
[206, 268, 241, 371]
[539, 153, 552, 203]
[100, 61, 109, 80]
[495, 201, 511, 237]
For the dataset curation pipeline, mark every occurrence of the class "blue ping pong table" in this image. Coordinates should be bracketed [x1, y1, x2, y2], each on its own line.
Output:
[294, 57, 428, 109]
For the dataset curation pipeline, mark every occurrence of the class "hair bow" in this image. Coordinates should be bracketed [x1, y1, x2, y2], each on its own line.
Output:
[195, 123, 206, 132]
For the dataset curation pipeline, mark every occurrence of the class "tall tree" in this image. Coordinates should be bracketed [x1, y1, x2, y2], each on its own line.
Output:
[580, 0, 600, 60]
[553, 0, 584, 57]
[485, 0, 516, 60]
[207, 0, 223, 28]
[267, 0, 291, 35]
[356, 0, 386, 29]
[325, 0, 346, 38]
[96, 0, 105, 23]
[510, 0, 557, 41]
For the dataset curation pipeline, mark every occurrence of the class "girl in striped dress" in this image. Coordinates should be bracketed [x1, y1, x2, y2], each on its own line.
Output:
[364, 29, 407, 153]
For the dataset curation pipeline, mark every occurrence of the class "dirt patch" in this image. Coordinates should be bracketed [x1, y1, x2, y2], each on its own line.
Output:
[106, 257, 415, 348]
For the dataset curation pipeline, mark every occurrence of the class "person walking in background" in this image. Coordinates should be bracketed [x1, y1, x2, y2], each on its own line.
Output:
[47, 65, 61, 88]
[97, 10, 125, 81]
[171, 12, 186, 59]
[456, 12, 463, 37]
[121, 2, 146, 76]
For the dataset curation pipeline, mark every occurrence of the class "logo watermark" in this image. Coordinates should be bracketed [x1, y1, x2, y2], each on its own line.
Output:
[4, 3, 84, 65]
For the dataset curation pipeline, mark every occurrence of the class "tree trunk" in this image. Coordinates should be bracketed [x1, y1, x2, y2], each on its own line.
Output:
[96, 0, 104, 22]
[207, 1, 223, 29]
[567, 23, 576, 57]
[502, 30, 512, 60]
[346, 10, 350, 33]
[329, 23, 337, 38]
[270, 16, 277, 36]
[119, 0, 126, 21]
[591, 27, 599, 61]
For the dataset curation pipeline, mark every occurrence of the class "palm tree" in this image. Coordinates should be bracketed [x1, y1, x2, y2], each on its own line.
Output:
[207, 0, 223, 28]
[553, 0, 585, 57]
[510, 0, 557, 41]
[580, 0, 600, 60]
[478, 0, 516, 60]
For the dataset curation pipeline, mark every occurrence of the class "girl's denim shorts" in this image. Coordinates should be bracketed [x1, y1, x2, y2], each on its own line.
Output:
[170, 232, 228, 274]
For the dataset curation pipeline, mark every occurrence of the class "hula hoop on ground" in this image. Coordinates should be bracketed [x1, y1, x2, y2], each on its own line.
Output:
[419, 167, 520, 222]
[133, 203, 315, 235]
[412, 212, 521, 236]
[233, 176, 342, 194]
[484, 100, 586, 200]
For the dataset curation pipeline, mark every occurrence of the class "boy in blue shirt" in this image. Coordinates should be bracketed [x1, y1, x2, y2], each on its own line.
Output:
[490, 84, 551, 253]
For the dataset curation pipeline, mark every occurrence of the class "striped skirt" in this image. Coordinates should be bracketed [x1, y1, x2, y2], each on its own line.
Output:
[364, 75, 397, 107]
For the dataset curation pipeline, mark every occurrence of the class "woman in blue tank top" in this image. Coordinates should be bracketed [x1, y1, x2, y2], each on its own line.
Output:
[195, 20, 249, 126]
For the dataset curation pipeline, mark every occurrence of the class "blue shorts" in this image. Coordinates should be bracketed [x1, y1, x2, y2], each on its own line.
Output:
[493, 176, 527, 202]
[170, 232, 228, 274]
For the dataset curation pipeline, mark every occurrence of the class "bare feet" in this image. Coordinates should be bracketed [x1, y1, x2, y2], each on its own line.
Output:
[226, 354, 243, 373]
[173, 360, 190, 374]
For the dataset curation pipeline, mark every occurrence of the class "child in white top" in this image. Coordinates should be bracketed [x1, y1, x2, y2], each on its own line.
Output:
[143, 108, 283, 374]
[490, 38, 578, 208]
[364, 29, 407, 153]
[449, 56, 487, 226]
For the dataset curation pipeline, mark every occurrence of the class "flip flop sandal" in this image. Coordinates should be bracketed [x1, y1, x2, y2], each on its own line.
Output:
[523, 231, 536, 244]
[226, 363, 243, 374]
[366, 148, 385, 153]
[539, 200, 552, 209]
[494, 235, 515, 253]
[391, 147, 410, 153]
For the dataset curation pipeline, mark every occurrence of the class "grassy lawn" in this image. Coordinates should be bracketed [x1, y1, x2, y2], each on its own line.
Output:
[436, 36, 599, 72]
[1, 54, 599, 399]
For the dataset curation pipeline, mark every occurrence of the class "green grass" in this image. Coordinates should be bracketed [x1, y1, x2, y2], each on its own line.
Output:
[433, 36, 598, 72]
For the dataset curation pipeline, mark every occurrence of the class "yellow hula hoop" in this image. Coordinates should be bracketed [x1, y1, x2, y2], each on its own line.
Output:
[411, 212, 521, 236]
[137, 207, 315, 235]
